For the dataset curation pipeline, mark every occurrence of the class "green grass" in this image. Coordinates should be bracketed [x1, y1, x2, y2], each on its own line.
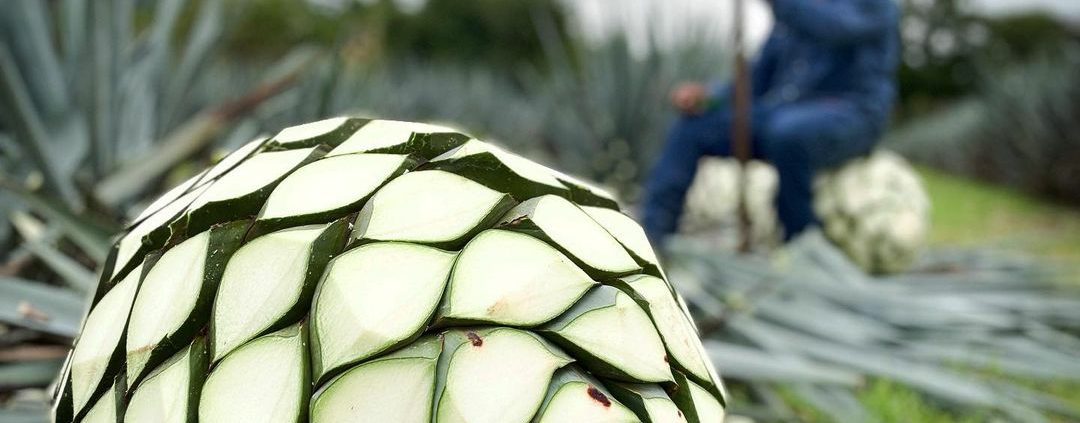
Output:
[777, 379, 991, 423]
[857, 380, 989, 423]
[917, 166, 1080, 282]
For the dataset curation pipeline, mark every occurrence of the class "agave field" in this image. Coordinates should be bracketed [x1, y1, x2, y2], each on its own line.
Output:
[2, 0, 1080, 422]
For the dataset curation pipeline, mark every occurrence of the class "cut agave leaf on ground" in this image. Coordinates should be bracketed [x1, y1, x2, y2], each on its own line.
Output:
[535, 366, 639, 423]
[327, 119, 468, 159]
[0, 276, 84, 338]
[124, 338, 208, 422]
[8, 185, 113, 263]
[82, 377, 124, 423]
[540, 285, 672, 383]
[111, 183, 212, 281]
[267, 117, 367, 149]
[584, 206, 661, 273]
[702, 340, 862, 386]
[435, 229, 596, 327]
[199, 324, 309, 423]
[311, 335, 442, 423]
[668, 371, 725, 423]
[499, 195, 640, 279]
[352, 170, 514, 250]
[429, 139, 571, 200]
[70, 264, 141, 416]
[434, 328, 572, 423]
[182, 147, 323, 235]
[10, 211, 95, 291]
[553, 172, 621, 210]
[254, 153, 416, 233]
[613, 275, 713, 387]
[607, 382, 688, 423]
[311, 242, 456, 382]
[125, 222, 245, 388]
[0, 358, 64, 391]
[211, 220, 348, 362]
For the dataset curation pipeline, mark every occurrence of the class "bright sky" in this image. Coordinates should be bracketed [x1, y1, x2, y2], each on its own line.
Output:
[969, 0, 1080, 22]
[565, 0, 774, 53]
[563, 0, 1080, 54]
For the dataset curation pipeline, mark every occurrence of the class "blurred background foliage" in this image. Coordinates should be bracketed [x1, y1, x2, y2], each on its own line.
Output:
[896, 1, 1076, 116]
[219, 0, 571, 67]
[1, 0, 1079, 422]
[888, 45, 1080, 204]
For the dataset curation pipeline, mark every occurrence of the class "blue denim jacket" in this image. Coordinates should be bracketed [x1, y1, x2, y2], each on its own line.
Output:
[714, 0, 900, 133]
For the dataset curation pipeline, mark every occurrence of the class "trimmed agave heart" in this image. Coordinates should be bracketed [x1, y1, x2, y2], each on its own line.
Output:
[54, 117, 727, 423]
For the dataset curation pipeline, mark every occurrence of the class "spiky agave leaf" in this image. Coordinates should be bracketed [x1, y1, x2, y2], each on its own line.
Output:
[0, 12, 328, 415]
[52, 117, 727, 422]
[0, 0, 323, 296]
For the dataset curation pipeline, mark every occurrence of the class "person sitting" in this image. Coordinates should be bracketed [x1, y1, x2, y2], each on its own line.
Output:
[640, 0, 900, 246]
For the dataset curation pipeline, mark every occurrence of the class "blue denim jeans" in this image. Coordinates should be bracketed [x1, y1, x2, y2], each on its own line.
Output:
[641, 99, 879, 244]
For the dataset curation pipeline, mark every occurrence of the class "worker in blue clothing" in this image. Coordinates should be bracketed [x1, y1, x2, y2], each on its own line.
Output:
[641, 0, 900, 245]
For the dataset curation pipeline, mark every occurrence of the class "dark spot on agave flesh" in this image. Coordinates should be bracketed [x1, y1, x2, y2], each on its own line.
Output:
[467, 332, 483, 347]
[587, 386, 611, 407]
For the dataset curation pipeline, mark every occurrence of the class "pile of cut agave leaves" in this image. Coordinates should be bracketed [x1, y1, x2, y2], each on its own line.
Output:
[668, 230, 1080, 422]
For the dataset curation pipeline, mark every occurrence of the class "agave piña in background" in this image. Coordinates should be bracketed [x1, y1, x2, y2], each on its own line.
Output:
[53, 118, 727, 422]
[814, 151, 930, 274]
[681, 159, 780, 250]
[682, 151, 929, 274]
